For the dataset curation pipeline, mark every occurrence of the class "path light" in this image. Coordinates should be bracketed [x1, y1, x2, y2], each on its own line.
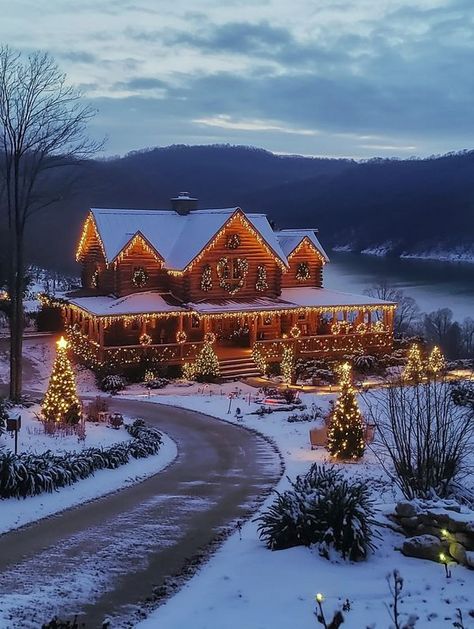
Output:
[439, 553, 452, 578]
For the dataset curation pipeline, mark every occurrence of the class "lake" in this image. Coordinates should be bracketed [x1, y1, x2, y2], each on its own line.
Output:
[325, 252, 474, 322]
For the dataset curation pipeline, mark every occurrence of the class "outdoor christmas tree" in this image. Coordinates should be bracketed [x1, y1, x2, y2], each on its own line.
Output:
[185, 339, 220, 382]
[327, 363, 365, 460]
[403, 343, 425, 382]
[42, 336, 81, 424]
[427, 345, 445, 377]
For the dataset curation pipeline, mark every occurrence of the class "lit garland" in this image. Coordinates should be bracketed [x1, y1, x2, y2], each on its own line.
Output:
[91, 268, 99, 288]
[217, 257, 249, 295]
[287, 236, 327, 265]
[255, 265, 268, 292]
[226, 233, 240, 249]
[76, 214, 108, 263]
[115, 233, 162, 264]
[281, 344, 295, 384]
[166, 210, 288, 274]
[331, 321, 352, 335]
[132, 267, 149, 288]
[42, 337, 81, 424]
[200, 264, 213, 291]
[296, 261, 311, 282]
[327, 363, 365, 460]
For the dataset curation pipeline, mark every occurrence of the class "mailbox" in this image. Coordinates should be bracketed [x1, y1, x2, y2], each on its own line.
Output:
[7, 414, 21, 432]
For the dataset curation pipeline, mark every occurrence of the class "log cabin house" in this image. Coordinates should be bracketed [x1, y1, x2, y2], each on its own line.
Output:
[61, 194, 396, 379]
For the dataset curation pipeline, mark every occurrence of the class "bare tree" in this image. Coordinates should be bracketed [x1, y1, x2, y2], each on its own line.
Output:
[364, 281, 420, 336]
[461, 317, 474, 357]
[423, 308, 462, 358]
[364, 377, 474, 499]
[0, 47, 102, 400]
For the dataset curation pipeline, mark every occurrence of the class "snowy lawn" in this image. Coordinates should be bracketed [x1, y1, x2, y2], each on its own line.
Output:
[0, 405, 177, 535]
[121, 383, 474, 629]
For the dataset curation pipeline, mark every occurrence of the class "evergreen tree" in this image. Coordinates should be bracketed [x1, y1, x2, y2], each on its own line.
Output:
[427, 345, 445, 377]
[403, 344, 425, 382]
[42, 337, 81, 423]
[327, 363, 365, 460]
[186, 342, 220, 382]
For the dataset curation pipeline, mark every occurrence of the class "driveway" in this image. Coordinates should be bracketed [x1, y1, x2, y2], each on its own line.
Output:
[0, 397, 282, 627]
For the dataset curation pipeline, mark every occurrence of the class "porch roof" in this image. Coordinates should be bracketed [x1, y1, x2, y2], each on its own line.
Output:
[67, 291, 187, 317]
[280, 287, 396, 308]
[189, 296, 293, 315]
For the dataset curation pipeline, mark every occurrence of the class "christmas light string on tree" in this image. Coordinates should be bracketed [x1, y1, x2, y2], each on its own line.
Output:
[182, 334, 220, 381]
[42, 336, 81, 424]
[403, 343, 425, 382]
[427, 345, 445, 377]
[327, 362, 365, 460]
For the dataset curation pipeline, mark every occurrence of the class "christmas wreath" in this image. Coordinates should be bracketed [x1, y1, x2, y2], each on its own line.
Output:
[290, 325, 301, 338]
[226, 233, 240, 249]
[139, 332, 152, 345]
[296, 262, 310, 282]
[216, 257, 249, 295]
[204, 331, 216, 345]
[132, 267, 148, 288]
[176, 330, 187, 344]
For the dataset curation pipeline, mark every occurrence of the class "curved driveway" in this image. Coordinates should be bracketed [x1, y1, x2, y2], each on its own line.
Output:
[0, 398, 282, 628]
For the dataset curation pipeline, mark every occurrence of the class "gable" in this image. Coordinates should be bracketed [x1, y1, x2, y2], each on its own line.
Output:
[76, 214, 107, 263]
[287, 236, 327, 264]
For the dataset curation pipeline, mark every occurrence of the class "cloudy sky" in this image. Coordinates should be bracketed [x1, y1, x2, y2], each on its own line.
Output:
[2, 0, 473, 158]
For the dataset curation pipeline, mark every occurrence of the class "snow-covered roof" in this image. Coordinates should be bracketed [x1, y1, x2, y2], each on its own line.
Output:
[68, 292, 186, 316]
[189, 296, 293, 314]
[280, 287, 396, 308]
[275, 229, 329, 262]
[89, 207, 288, 270]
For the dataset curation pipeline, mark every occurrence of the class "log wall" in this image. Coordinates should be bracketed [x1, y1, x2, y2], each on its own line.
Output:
[281, 241, 324, 288]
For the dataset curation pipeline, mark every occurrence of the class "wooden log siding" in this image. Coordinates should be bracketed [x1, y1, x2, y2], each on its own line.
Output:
[186, 222, 282, 301]
[115, 240, 166, 296]
[281, 241, 324, 288]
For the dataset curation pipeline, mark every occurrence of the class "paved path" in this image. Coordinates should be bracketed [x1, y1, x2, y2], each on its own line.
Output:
[0, 398, 281, 628]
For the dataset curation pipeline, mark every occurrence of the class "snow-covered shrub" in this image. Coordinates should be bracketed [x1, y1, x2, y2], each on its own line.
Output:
[100, 374, 126, 394]
[256, 465, 377, 561]
[0, 419, 162, 499]
[143, 376, 169, 390]
[451, 381, 474, 409]
[287, 412, 312, 423]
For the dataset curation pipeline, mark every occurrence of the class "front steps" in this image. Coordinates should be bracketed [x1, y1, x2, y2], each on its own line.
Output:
[219, 356, 261, 380]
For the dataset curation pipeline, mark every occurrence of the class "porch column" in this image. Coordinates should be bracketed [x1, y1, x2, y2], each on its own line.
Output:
[249, 316, 257, 346]
[98, 320, 104, 347]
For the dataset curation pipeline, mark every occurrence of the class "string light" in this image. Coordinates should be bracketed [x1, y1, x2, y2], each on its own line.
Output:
[327, 362, 365, 460]
[427, 345, 445, 376]
[42, 337, 81, 423]
[288, 237, 327, 265]
[255, 264, 269, 292]
[403, 344, 425, 382]
[200, 264, 213, 291]
[281, 344, 295, 384]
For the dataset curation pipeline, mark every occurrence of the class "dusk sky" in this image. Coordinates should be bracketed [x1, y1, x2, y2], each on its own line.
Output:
[2, 0, 473, 158]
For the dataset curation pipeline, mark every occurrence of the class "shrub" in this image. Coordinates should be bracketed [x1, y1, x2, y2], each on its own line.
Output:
[143, 375, 169, 390]
[0, 397, 8, 436]
[256, 464, 377, 561]
[100, 374, 126, 394]
[364, 378, 474, 499]
[0, 419, 162, 499]
[353, 353, 377, 373]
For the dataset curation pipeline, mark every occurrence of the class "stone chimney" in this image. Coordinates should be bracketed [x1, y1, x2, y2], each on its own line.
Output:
[171, 192, 198, 215]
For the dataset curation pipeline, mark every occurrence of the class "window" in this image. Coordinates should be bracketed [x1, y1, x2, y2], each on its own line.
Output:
[191, 315, 200, 329]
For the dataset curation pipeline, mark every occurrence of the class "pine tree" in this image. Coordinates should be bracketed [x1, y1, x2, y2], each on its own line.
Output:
[42, 337, 81, 423]
[191, 342, 220, 381]
[427, 345, 445, 377]
[327, 363, 365, 460]
[403, 344, 425, 382]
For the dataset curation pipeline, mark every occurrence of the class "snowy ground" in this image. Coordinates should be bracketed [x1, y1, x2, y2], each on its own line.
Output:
[119, 385, 474, 629]
[0, 405, 177, 535]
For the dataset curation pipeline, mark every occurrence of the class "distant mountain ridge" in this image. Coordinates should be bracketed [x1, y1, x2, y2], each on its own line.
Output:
[28, 144, 474, 271]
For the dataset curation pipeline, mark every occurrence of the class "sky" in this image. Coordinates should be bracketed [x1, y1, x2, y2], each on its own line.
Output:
[1, 0, 473, 159]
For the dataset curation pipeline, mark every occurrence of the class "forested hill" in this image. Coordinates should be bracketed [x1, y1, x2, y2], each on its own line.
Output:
[26, 144, 474, 272]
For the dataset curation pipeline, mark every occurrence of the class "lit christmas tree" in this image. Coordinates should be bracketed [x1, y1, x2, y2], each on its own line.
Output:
[327, 363, 365, 460]
[42, 336, 81, 423]
[403, 343, 425, 382]
[184, 337, 220, 381]
[427, 345, 445, 377]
